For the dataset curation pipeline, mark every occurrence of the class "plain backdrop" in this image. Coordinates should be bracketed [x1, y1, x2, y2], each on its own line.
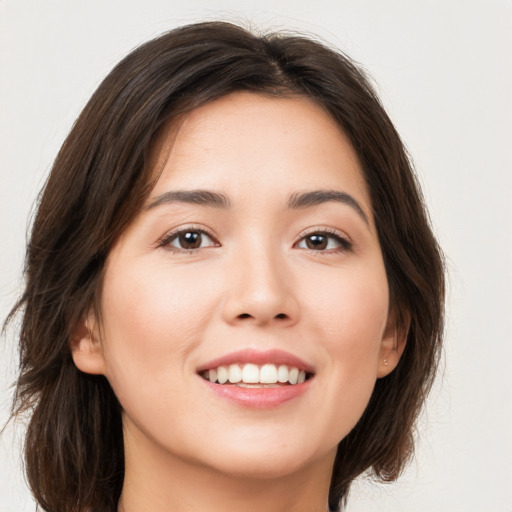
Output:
[1, 1, 511, 511]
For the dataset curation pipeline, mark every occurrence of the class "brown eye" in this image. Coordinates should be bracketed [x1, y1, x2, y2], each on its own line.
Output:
[305, 234, 328, 250]
[296, 231, 351, 252]
[177, 231, 202, 249]
[165, 229, 217, 251]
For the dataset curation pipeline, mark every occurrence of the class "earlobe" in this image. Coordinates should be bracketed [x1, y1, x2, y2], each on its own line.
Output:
[377, 314, 409, 379]
[70, 311, 107, 375]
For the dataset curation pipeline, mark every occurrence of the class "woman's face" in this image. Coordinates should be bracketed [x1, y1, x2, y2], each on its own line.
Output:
[76, 92, 397, 480]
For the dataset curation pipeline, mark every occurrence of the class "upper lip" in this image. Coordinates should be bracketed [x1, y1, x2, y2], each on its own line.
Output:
[196, 348, 315, 374]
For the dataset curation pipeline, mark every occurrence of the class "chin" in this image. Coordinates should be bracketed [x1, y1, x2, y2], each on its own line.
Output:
[205, 451, 322, 480]
[193, 431, 337, 480]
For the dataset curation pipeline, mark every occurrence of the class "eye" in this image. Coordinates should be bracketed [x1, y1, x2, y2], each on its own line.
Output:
[160, 228, 218, 252]
[296, 231, 352, 252]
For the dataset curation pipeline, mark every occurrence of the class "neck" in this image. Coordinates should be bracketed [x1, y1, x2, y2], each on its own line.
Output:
[118, 422, 334, 512]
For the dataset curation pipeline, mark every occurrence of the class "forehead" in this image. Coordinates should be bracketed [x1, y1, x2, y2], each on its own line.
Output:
[149, 92, 371, 213]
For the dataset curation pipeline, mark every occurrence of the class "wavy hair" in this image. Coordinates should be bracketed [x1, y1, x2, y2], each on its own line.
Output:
[4, 21, 444, 512]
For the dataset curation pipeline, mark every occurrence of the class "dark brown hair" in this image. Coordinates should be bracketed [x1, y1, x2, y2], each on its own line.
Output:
[5, 21, 444, 512]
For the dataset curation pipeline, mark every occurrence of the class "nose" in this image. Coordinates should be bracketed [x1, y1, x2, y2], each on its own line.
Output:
[221, 246, 299, 328]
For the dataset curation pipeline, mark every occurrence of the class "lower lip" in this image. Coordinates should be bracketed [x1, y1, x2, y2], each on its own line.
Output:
[200, 378, 312, 409]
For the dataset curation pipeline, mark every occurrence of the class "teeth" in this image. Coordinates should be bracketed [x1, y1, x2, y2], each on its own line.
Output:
[203, 363, 309, 386]
[260, 364, 278, 384]
[242, 363, 259, 383]
[228, 364, 242, 383]
[217, 366, 228, 384]
[277, 365, 289, 383]
[288, 367, 299, 385]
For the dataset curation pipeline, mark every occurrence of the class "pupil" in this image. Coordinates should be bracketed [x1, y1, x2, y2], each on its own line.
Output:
[307, 234, 327, 250]
[180, 231, 201, 249]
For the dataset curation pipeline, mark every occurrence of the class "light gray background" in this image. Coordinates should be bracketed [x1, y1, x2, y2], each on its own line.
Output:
[1, 1, 511, 511]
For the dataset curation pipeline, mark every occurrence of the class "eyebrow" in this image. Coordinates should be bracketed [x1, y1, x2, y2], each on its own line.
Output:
[288, 190, 369, 225]
[146, 188, 369, 225]
[146, 190, 231, 210]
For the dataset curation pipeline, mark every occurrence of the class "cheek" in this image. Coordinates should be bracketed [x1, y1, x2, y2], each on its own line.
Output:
[307, 262, 389, 349]
[304, 264, 389, 433]
[98, 259, 219, 397]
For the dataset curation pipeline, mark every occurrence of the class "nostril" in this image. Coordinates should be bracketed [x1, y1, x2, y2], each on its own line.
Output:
[237, 313, 287, 320]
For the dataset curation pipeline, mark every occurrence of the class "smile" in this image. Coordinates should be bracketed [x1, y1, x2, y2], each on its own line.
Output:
[201, 363, 309, 386]
[197, 349, 315, 408]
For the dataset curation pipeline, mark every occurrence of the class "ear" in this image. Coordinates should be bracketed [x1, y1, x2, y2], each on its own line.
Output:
[70, 309, 107, 375]
[377, 312, 409, 379]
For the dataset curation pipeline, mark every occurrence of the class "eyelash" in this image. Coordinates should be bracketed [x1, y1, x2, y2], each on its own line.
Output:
[294, 228, 353, 254]
[158, 226, 352, 254]
[158, 226, 219, 254]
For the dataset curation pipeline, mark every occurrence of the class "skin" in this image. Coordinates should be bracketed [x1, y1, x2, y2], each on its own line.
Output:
[72, 92, 405, 512]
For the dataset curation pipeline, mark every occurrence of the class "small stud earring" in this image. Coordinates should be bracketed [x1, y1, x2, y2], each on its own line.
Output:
[383, 359, 389, 366]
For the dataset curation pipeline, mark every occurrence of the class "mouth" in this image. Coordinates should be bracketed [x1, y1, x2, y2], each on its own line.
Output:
[196, 349, 314, 407]
[199, 363, 313, 387]
[196, 349, 315, 409]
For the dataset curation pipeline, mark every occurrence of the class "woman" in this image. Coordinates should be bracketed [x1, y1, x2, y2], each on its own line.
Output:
[5, 21, 444, 512]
